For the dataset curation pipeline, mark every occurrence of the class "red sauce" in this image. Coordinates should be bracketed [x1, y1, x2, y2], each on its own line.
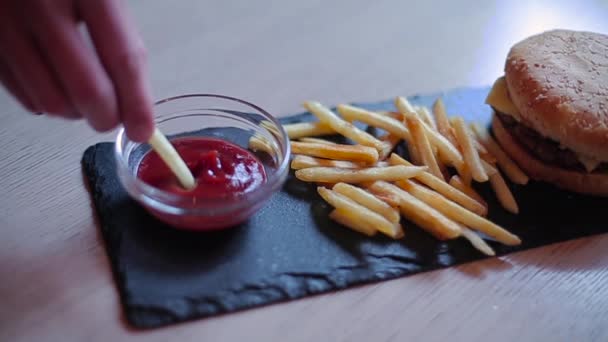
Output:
[137, 137, 267, 199]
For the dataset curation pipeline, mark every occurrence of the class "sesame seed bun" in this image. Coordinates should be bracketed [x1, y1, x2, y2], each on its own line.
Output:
[504, 29, 608, 160]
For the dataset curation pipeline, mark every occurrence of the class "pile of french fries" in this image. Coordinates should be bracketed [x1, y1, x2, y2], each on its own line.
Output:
[250, 96, 530, 256]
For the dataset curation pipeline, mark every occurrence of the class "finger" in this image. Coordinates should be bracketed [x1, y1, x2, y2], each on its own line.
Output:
[0, 13, 71, 115]
[27, 2, 120, 133]
[0, 59, 36, 112]
[79, 0, 154, 142]
[0, 63, 80, 119]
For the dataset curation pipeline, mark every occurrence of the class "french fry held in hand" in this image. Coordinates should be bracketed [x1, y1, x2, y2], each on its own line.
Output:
[303, 101, 384, 150]
[396, 179, 521, 246]
[389, 154, 487, 216]
[332, 183, 401, 224]
[471, 123, 529, 185]
[367, 181, 462, 240]
[451, 116, 489, 182]
[284, 122, 335, 139]
[318, 187, 403, 238]
[404, 112, 444, 180]
[295, 165, 426, 184]
[148, 128, 196, 190]
[291, 141, 379, 164]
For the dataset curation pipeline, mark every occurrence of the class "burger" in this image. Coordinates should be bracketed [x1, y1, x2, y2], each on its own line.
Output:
[485, 29, 608, 196]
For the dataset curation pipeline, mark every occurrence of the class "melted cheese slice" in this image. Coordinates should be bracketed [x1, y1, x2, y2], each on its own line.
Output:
[485, 76, 521, 120]
[486, 76, 604, 172]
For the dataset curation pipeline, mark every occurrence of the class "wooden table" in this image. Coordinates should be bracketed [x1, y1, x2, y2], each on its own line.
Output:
[2, 1, 608, 341]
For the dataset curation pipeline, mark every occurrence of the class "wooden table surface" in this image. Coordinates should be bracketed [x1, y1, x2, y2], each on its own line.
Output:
[2, 1, 608, 341]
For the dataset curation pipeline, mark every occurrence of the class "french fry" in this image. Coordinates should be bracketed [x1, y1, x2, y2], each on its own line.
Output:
[415, 106, 439, 156]
[451, 116, 488, 182]
[474, 139, 489, 155]
[393, 97, 425, 164]
[260, 120, 281, 136]
[318, 187, 403, 238]
[458, 163, 474, 186]
[481, 159, 499, 176]
[489, 172, 519, 214]
[396, 180, 521, 246]
[295, 165, 426, 183]
[148, 128, 196, 190]
[471, 123, 529, 185]
[248, 135, 275, 155]
[332, 183, 401, 224]
[291, 141, 379, 164]
[376, 110, 403, 121]
[407, 140, 421, 165]
[449, 175, 487, 207]
[420, 122, 465, 171]
[284, 122, 335, 139]
[459, 225, 496, 256]
[394, 96, 417, 118]
[415, 106, 437, 130]
[367, 181, 462, 240]
[303, 101, 384, 150]
[432, 98, 458, 146]
[438, 160, 451, 182]
[389, 154, 487, 216]
[291, 155, 388, 170]
[329, 209, 376, 236]
[298, 137, 336, 145]
[378, 134, 401, 160]
[479, 150, 498, 164]
[405, 113, 444, 180]
[369, 191, 401, 207]
[337, 104, 411, 140]
[291, 155, 363, 170]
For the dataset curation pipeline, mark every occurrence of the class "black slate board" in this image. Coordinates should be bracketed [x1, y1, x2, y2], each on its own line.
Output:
[82, 86, 608, 329]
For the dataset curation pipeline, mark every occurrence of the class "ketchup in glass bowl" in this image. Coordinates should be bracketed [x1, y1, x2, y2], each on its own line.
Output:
[114, 94, 290, 231]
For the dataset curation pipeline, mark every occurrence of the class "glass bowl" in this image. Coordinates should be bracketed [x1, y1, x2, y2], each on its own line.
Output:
[114, 94, 290, 231]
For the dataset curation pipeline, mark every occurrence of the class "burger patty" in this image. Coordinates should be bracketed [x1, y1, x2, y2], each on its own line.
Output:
[495, 111, 608, 172]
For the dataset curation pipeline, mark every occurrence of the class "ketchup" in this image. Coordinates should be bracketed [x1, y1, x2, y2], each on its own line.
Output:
[137, 137, 267, 200]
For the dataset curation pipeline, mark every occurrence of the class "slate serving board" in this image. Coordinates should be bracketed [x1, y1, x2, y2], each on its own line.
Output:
[82, 86, 608, 329]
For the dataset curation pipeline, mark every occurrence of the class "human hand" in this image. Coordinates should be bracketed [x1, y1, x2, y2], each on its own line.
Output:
[0, 0, 154, 142]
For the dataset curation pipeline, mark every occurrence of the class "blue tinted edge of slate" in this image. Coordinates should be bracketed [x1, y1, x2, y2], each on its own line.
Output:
[81, 86, 608, 329]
